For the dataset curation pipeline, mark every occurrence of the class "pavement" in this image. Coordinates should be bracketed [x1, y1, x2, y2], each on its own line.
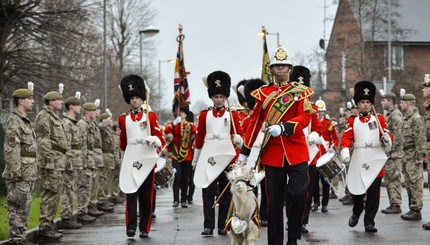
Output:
[2, 173, 430, 245]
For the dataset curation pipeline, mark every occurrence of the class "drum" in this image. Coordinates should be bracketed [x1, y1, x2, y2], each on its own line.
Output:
[316, 151, 344, 180]
[154, 162, 176, 188]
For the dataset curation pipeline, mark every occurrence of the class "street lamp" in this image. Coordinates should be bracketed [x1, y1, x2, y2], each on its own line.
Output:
[139, 26, 160, 75]
[158, 59, 176, 114]
[257, 30, 280, 47]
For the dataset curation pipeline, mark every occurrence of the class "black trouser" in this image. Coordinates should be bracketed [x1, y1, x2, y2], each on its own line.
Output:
[172, 159, 192, 203]
[265, 162, 309, 245]
[202, 170, 231, 230]
[187, 168, 195, 201]
[313, 171, 330, 206]
[352, 177, 382, 227]
[125, 170, 155, 233]
[253, 178, 268, 221]
[303, 165, 318, 225]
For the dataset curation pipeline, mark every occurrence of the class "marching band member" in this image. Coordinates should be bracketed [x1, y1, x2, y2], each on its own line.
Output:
[118, 75, 165, 238]
[163, 99, 197, 208]
[341, 81, 392, 233]
[239, 46, 314, 245]
[192, 71, 243, 237]
[312, 98, 339, 213]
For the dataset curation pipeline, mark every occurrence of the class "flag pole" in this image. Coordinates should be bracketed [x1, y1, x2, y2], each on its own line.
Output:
[176, 24, 185, 116]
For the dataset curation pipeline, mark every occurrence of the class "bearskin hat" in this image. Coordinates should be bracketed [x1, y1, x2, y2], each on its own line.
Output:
[290, 65, 311, 87]
[120, 74, 146, 104]
[244, 79, 265, 110]
[186, 111, 194, 123]
[172, 97, 190, 116]
[207, 71, 231, 98]
[353, 80, 376, 104]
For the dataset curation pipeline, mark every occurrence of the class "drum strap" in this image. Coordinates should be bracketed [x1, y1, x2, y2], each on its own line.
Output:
[172, 121, 193, 162]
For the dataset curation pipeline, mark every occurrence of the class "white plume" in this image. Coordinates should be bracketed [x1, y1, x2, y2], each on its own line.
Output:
[106, 108, 112, 116]
[339, 107, 344, 115]
[237, 85, 245, 97]
[379, 89, 385, 96]
[425, 74, 430, 84]
[94, 99, 100, 108]
[400, 88, 406, 98]
[27, 82, 34, 92]
[346, 101, 352, 109]
[58, 83, 64, 94]
[350, 99, 356, 107]
[202, 76, 208, 88]
[75, 91, 81, 99]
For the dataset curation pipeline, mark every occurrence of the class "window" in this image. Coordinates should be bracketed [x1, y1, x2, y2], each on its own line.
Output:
[385, 45, 403, 70]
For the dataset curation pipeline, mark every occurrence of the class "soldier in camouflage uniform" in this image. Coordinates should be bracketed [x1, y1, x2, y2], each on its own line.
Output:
[421, 74, 430, 230]
[76, 103, 99, 223]
[35, 90, 68, 240]
[380, 92, 404, 214]
[398, 93, 426, 221]
[98, 111, 116, 207]
[90, 103, 114, 212]
[110, 124, 124, 203]
[59, 93, 83, 229]
[2, 87, 37, 245]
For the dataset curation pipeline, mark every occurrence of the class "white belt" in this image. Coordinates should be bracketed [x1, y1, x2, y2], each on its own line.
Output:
[353, 142, 381, 149]
[205, 133, 231, 140]
[127, 138, 147, 145]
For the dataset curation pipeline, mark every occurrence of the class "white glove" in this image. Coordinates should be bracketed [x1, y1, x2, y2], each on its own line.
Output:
[173, 116, 182, 126]
[307, 131, 320, 145]
[381, 132, 392, 148]
[233, 134, 243, 148]
[341, 148, 350, 164]
[238, 153, 248, 164]
[192, 149, 201, 169]
[146, 136, 161, 147]
[267, 124, 283, 137]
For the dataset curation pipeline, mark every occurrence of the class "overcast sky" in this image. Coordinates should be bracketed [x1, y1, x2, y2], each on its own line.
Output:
[150, 0, 338, 111]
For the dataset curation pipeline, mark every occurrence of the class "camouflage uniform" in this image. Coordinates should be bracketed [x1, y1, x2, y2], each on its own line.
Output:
[35, 105, 68, 232]
[60, 112, 83, 220]
[402, 107, 426, 212]
[90, 121, 106, 206]
[111, 127, 122, 201]
[424, 100, 430, 192]
[2, 109, 38, 244]
[383, 105, 404, 209]
[99, 120, 116, 204]
[77, 116, 96, 214]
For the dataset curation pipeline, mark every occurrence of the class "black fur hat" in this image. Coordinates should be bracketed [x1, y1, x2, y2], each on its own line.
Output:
[353, 80, 376, 104]
[234, 79, 248, 106]
[120, 74, 146, 104]
[244, 79, 265, 110]
[290, 65, 311, 87]
[186, 111, 194, 123]
[207, 71, 231, 98]
[172, 97, 190, 116]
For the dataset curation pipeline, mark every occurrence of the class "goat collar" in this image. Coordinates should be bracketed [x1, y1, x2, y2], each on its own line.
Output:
[236, 179, 255, 191]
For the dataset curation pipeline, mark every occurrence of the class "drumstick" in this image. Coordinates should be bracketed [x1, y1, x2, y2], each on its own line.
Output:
[212, 182, 231, 208]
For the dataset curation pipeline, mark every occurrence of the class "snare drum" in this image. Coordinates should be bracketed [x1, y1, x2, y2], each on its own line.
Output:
[316, 151, 343, 180]
[154, 162, 175, 188]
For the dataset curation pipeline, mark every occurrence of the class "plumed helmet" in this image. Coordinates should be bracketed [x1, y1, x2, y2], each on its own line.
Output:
[269, 46, 293, 67]
[315, 97, 327, 111]
[120, 74, 146, 104]
[244, 79, 265, 110]
[233, 79, 248, 106]
[207, 71, 231, 98]
[290, 65, 311, 87]
[353, 80, 376, 104]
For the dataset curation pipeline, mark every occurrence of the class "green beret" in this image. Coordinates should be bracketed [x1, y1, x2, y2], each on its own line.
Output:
[401, 94, 416, 101]
[65, 96, 81, 106]
[13, 89, 33, 99]
[100, 113, 111, 120]
[83, 102, 97, 111]
[43, 91, 63, 101]
[382, 92, 396, 100]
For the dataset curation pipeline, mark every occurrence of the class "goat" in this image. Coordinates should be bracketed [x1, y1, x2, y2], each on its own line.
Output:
[225, 164, 261, 245]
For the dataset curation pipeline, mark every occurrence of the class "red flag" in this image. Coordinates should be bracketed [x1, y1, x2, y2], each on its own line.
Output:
[261, 33, 272, 84]
[173, 39, 190, 107]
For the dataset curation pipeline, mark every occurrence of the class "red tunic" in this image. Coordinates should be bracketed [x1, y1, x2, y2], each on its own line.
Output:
[195, 107, 244, 164]
[341, 113, 392, 178]
[308, 106, 323, 166]
[118, 110, 165, 152]
[312, 118, 339, 165]
[241, 83, 314, 167]
[164, 120, 197, 162]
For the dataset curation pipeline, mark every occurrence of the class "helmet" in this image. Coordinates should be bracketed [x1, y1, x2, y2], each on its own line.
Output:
[269, 46, 293, 67]
[315, 98, 326, 111]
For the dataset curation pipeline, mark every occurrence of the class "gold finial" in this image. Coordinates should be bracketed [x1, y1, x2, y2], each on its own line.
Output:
[177, 24, 185, 42]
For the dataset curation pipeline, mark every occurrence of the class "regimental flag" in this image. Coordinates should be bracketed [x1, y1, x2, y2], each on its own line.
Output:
[261, 32, 272, 85]
[173, 36, 190, 107]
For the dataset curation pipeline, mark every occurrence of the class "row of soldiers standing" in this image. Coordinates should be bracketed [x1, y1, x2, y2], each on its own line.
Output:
[2, 85, 123, 245]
